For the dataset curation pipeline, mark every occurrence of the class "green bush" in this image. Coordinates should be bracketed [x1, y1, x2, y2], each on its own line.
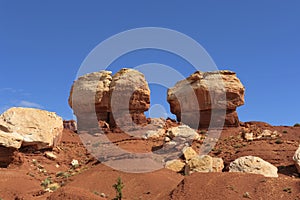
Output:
[113, 177, 124, 200]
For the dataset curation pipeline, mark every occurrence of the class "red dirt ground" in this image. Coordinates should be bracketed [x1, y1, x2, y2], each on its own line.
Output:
[0, 121, 299, 200]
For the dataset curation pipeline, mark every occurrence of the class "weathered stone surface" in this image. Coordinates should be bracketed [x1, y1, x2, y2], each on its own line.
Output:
[69, 68, 150, 129]
[293, 145, 300, 173]
[167, 70, 245, 128]
[229, 156, 278, 177]
[185, 155, 224, 174]
[165, 159, 185, 172]
[166, 125, 199, 140]
[0, 107, 63, 150]
[144, 129, 165, 139]
[182, 146, 198, 161]
[68, 71, 112, 128]
[212, 157, 224, 172]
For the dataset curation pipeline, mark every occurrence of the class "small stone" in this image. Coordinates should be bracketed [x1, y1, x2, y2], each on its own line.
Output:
[44, 152, 57, 160]
[244, 132, 253, 141]
[164, 137, 171, 142]
[100, 193, 107, 198]
[71, 159, 79, 168]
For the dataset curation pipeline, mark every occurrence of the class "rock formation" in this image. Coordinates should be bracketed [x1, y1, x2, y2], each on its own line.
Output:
[68, 68, 150, 129]
[68, 70, 112, 128]
[229, 156, 278, 177]
[167, 70, 245, 128]
[63, 120, 78, 132]
[293, 145, 300, 173]
[0, 107, 63, 150]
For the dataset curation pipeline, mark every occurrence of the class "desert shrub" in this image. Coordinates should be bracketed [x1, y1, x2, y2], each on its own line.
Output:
[41, 177, 52, 188]
[113, 177, 124, 200]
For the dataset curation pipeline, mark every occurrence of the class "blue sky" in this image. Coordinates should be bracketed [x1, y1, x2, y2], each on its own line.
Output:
[0, 1, 299, 125]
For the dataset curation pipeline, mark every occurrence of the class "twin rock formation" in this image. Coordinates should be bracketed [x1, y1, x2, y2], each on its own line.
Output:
[69, 69, 150, 129]
[69, 68, 245, 130]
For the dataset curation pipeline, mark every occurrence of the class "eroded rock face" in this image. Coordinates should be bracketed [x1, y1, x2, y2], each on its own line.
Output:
[167, 70, 245, 128]
[69, 69, 150, 129]
[109, 69, 150, 127]
[68, 71, 112, 128]
[0, 107, 63, 150]
[63, 120, 78, 132]
[293, 145, 300, 173]
[229, 156, 278, 177]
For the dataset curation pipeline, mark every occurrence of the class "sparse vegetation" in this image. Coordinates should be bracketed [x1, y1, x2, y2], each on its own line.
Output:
[113, 177, 124, 200]
[41, 177, 52, 188]
[283, 130, 288, 133]
[56, 171, 71, 179]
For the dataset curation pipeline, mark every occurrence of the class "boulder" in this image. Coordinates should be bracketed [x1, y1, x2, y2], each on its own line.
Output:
[167, 70, 245, 128]
[293, 145, 300, 173]
[69, 68, 150, 129]
[182, 146, 198, 161]
[0, 107, 63, 150]
[185, 155, 224, 174]
[166, 125, 199, 141]
[165, 159, 185, 172]
[229, 156, 278, 177]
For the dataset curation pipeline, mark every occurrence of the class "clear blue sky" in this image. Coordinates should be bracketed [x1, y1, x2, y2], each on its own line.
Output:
[0, 1, 299, 125]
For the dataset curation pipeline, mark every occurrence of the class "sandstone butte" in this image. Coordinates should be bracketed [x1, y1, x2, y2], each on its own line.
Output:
[68, 68, 150, 130]
[167, 70, 245, 128]
[69, 68, 245, 130]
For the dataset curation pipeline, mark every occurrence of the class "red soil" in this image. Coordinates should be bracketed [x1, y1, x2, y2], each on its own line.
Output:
[0, 122, 299, 200]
